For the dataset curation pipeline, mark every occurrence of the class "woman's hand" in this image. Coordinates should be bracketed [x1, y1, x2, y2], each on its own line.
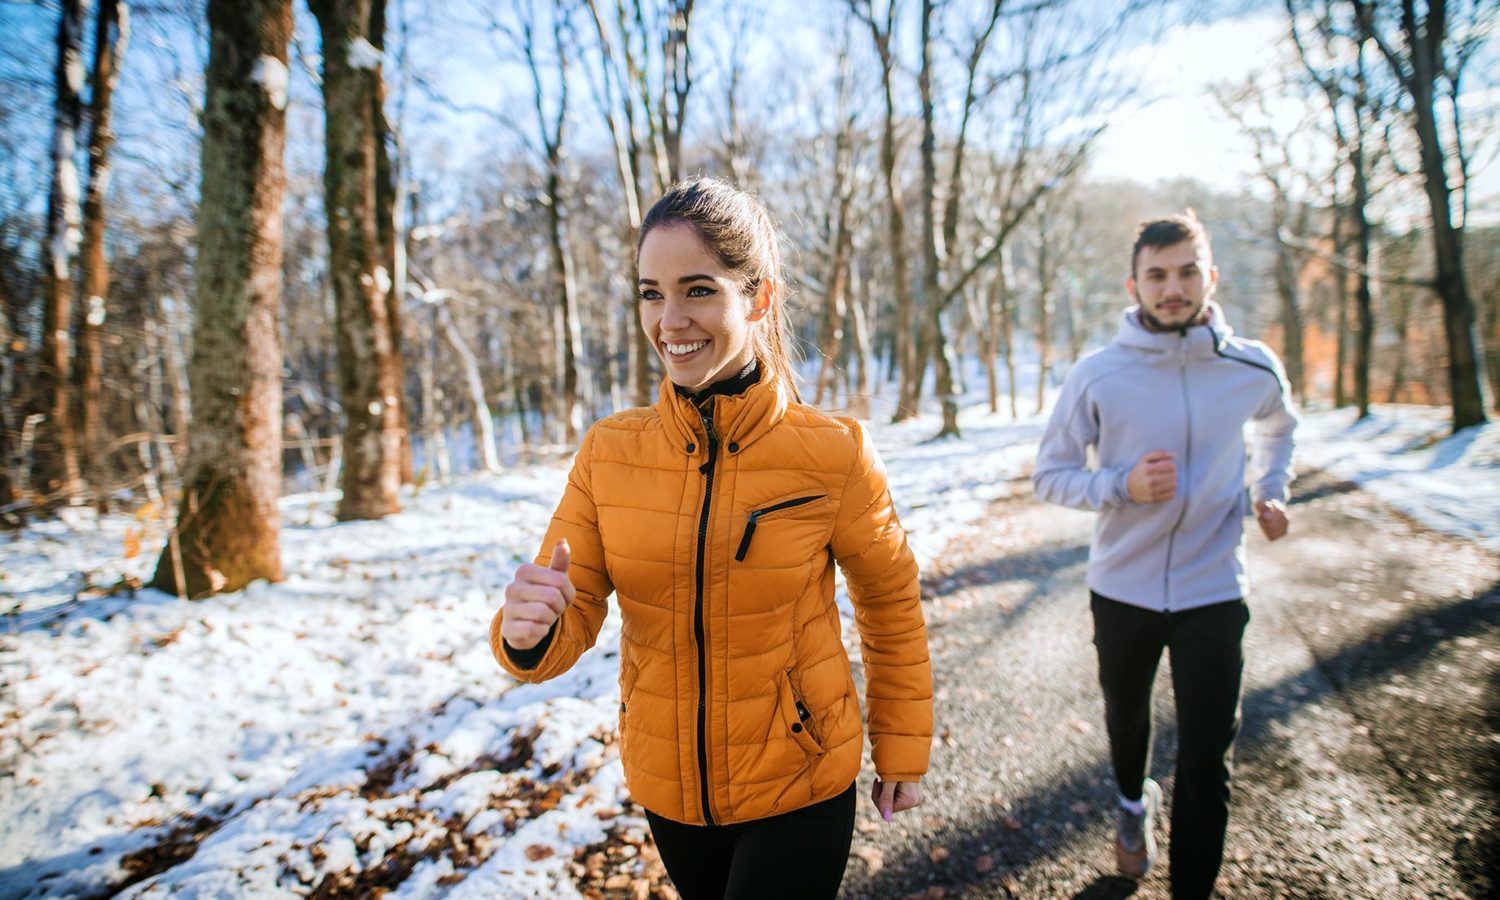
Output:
[871, 778, 922, 823]
[499, 539, 574, 650]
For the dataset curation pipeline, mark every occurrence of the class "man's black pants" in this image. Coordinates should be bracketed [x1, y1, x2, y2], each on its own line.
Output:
[645, 781, 857, 899]
[1091, 591, 1249, 900]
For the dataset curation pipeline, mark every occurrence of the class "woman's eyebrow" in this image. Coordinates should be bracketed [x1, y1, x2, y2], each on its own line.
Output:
[636, 274, 715, 286]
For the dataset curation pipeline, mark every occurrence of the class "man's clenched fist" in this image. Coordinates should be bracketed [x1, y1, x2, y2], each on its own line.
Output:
[1255, 499, 1289, 541]
[1127, 450, 1177, 504]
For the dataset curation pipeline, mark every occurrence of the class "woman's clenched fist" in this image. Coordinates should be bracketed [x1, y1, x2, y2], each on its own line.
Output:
[500, 539, 574, 650]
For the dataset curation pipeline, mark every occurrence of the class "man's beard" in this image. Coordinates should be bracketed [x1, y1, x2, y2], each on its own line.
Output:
[1139, 301, 1208, 333]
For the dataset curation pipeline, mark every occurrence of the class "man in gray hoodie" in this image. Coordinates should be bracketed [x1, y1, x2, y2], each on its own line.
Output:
[1033, 210, 1297, 899]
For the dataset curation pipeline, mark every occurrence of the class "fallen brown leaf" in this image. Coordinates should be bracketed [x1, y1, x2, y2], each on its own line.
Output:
[524, 844, 555, 861]
[852, 845, 884, 874]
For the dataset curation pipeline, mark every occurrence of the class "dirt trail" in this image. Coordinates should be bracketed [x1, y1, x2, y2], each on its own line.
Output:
[838, 468, 1499, 899]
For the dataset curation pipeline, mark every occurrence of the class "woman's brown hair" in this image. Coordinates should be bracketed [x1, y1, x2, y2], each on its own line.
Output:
[639, 177, 802, 401]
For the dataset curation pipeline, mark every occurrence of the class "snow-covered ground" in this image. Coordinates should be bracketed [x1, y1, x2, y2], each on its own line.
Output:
[1295, 404, 1500, 552]
[2, 396, 1493, 899]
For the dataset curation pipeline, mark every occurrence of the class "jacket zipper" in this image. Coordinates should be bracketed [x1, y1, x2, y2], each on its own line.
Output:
[734, 495, 826, 561]
[1162, 332, 1195, 611]
[693, 405, 719, 826]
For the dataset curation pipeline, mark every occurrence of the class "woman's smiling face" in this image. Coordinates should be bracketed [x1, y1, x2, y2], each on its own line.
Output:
[637, 223, 768, 392]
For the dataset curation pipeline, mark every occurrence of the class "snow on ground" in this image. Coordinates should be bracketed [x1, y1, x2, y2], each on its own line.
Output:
[1295, 404, 1500, 552]
[2, 393, 1493, 899]
[0, 400, 1046, 899]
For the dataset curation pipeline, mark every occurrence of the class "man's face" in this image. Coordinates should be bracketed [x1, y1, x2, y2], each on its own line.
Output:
[1127, 239, 1218, 332]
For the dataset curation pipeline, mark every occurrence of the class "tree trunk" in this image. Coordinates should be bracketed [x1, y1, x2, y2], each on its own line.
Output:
[999, 245, 1018, 419]
[1411, 88, 1484, 429]
[1388, 281, 1413, 403]
[658, 0, 694, 185]
[437, 303, 500, 473]
[1332, 203, 1349, 407]
[866, 21, 913, 421]
[984, 271, 1001, 414]
[371, 0, 412, 485]
[547, 162, 584, 442]
[815, 125, 854, 407]
[1273, 196, 1306, 406]
[35, 0, 87, 505]
[1035, 242, 1054, 416]
[311, 0, 403, 520]
[149, 0, 291, 598]
[1273, 242, 1306, 407]
[1351, 139, 1374, 419]
[77, 0, 129, 495]
[418, 308, 448, 482]
[1363, 0, 1487, 430]
[918, 0, 960, 437]
[159, 293, 191, 473]
[848, 259, 872, 418]
[1, 265, 16, 514]
[1481, 284, 1499, 412]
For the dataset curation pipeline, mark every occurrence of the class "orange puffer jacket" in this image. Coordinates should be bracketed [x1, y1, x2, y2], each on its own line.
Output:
[491, 370, 933, 826]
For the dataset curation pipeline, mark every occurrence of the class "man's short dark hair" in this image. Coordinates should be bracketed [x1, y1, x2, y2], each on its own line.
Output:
[1131, 209, 1211, 276]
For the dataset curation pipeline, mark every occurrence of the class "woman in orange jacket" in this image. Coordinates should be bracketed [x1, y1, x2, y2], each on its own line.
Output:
[493, 177, 932, 899]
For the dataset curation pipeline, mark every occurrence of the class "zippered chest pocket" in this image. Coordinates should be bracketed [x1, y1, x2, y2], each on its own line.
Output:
[735, 494, 829, 562]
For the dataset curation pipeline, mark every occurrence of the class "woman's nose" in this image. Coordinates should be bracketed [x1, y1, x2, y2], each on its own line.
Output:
[660, 295, 691, 330]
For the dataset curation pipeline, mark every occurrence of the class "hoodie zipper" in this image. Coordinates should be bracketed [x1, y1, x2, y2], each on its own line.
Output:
[693, 404, 719, 826]
[735, 495, 826, 561]
[1162, 331, 1195, 611]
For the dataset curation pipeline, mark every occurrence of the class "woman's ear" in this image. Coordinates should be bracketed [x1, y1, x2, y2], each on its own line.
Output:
[748, 280, 772, 321]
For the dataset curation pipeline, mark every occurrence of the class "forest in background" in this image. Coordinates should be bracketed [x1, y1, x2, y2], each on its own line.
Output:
[0, 0, 1495, 597]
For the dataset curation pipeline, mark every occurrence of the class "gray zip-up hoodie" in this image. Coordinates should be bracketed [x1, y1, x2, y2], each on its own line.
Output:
[1033, 301, 1297, 612]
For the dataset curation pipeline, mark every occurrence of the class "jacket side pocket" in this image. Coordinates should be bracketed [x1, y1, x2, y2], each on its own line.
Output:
[778, 669, 826, 758]
[619, 656, 639, 751]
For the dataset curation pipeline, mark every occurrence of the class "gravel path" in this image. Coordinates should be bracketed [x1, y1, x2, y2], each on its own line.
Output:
[838, 468, 1499, 899]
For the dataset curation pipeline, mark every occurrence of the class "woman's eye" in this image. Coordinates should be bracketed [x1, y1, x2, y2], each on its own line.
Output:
[639, 289, 661, 301]
[687, 285, 714, 297]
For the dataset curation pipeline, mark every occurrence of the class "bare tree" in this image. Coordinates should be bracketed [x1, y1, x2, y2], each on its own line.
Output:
[409, 276, 501, 474]
[150, 0, 291, 597]
[1354, 0, 1490, 430]
[77, 1, 130, 494]
[519, 0, 586, 443]
[1029, 186, 1084, 415]
[919, 2, 1113, 437]
[582, 0, 696, 407]
[1287, 0, 1384, 417]
[34, 0, 87, 506]
[847, 0, 916, 420]
[812, 32, 859, 409]
[310, 0, 407, 520]
[1213, 75, 1317, 407]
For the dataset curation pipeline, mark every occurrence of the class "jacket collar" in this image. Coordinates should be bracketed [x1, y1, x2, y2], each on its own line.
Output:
[658, 360, 789, 456]
[1114, 299, 1235, 361]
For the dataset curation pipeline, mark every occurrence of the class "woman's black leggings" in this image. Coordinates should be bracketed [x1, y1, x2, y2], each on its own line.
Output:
[644, 782, 857, 900]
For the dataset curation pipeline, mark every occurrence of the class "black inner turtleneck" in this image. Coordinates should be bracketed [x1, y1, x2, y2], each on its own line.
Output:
[674, 358, 761, 404]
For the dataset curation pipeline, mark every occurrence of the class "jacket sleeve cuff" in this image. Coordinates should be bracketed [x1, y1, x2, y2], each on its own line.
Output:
[877, 772, 924, 783]
[502, 623, 557, 670]
[1254, 481, 1289, 504]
